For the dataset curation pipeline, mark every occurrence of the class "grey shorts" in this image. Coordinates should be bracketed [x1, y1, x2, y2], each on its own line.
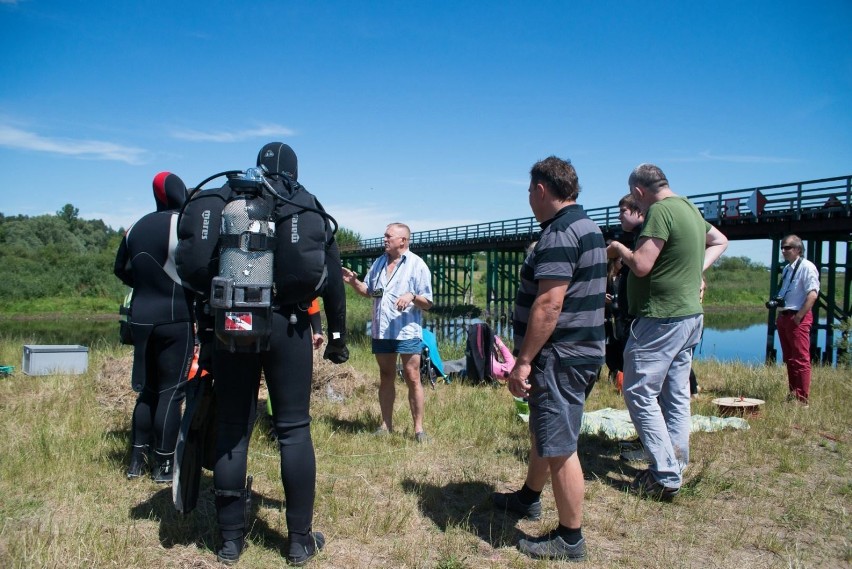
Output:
[528, 345, 597, 458]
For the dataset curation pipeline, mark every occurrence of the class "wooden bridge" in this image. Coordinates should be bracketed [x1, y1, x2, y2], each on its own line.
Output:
[340, 175, 851, 364]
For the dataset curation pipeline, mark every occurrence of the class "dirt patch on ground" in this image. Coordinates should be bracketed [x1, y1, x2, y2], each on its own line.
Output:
[96, 351, 371, 414]
[96, 354, 136, 413]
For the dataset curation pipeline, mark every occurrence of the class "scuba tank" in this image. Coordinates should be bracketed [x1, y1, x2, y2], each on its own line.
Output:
[209, 168, 277, 353]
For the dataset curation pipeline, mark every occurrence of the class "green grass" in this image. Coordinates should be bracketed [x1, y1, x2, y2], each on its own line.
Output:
[0, 339, 848, 568]
[0, 295, 121, 316]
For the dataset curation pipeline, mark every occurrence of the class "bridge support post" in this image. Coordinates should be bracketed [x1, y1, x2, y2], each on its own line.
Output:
[765, 239, 781, 365]
[485, 250, 525, 338]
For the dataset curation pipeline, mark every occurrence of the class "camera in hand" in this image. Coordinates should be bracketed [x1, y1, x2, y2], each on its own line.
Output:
[765, 296, 786, 309]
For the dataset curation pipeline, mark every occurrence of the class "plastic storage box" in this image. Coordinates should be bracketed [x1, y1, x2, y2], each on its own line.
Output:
[22, 345, 89, 376]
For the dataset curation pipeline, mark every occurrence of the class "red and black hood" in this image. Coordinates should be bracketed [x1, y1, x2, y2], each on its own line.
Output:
[152, 171, 187, 211]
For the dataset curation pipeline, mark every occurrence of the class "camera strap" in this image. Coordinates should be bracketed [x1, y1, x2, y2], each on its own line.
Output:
[777, 258, 802, 299]
[372, 254, 405, 293]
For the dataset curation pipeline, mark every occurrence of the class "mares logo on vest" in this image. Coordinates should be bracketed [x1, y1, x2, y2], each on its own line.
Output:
[201, 210, 211, 240]
[291, 213, 300, 243]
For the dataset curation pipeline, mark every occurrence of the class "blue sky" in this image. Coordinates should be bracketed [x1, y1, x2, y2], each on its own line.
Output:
[1, 0, 849, 264]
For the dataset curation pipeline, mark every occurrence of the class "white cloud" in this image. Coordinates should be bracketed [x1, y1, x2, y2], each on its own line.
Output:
[171, 124, 296, 142]
[323, 203, 480, 239]
[321, 205, 397, 236]
[0, 124, 148, 164]
[697, 151, 800, 164]
[669, 151, 799, 164]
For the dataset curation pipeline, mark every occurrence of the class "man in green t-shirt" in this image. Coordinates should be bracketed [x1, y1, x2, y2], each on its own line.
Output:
[607, 163, 727, 500]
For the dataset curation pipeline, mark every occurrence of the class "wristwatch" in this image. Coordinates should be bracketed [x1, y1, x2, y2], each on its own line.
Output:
[410, 292, 417, 302]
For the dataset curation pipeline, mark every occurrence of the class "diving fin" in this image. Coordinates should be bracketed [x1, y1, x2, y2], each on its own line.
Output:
[173, 374, 217, 514]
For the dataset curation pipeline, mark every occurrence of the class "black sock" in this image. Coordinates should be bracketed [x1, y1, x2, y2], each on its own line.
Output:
[557, 524, 582, 545]
[517, 483, 541, 504]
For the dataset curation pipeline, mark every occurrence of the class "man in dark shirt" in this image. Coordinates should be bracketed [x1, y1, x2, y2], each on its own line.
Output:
[492, 156, 606, 562]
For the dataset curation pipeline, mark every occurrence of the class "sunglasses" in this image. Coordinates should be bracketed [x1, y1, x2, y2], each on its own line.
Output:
[781, 245, 796, 251]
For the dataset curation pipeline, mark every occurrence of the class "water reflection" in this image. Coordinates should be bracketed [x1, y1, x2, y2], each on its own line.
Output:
[4, 312, 838, 366]
[365, 314, 514, 345]
[369, 312, 825, 366]
[696, 324, 781, 364]
[0, 318, 118, 348]
[704, 310, 767, 331]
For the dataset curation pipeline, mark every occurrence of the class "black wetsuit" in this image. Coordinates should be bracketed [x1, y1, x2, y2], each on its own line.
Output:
[114, 172, 194, 471]
[176, 170, 346, 554]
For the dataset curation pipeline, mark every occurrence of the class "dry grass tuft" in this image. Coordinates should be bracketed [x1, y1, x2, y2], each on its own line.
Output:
[310, 350, 373, 400]
[95, 353, 136, 413]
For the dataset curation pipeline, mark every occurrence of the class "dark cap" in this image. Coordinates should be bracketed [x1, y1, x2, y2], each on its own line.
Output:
[257, 142, 298, 180]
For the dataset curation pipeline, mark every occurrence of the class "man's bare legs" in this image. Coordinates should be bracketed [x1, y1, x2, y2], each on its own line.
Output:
[400, 353, 424, 434]
[375, 353, 424, 434]
[525, 436, 583, 528]
[375, 354, 398, 432]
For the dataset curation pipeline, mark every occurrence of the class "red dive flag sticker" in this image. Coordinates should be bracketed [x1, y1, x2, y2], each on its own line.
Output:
[224, 312, 253, 331]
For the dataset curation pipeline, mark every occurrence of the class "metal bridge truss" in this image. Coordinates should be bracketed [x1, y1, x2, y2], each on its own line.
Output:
[425, 253, 475, 309]
[485, 250, 526, 338]
[339, 251, 476, 312]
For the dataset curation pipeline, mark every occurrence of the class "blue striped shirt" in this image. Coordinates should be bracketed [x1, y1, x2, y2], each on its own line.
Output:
[366, 250, 433, 340]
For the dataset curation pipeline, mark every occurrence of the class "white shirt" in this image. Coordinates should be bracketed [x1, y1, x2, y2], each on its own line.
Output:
[365, 250, 433, 340]
[778, 257, 819, 311]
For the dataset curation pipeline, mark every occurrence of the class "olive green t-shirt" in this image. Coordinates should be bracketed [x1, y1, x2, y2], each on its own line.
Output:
[627, 196, 710, 318]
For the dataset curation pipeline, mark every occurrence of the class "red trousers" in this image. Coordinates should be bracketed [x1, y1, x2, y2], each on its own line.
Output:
[776, 311, 813, 402]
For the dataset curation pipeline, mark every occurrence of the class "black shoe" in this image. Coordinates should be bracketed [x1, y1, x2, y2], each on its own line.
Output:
[151, 452, 174, 484]
[287, 531, 325, 566]
[126, 445, 148, 479]
[492, 490, 542, 520]
[217, 537, 247, 565]
[518, 531, 587, 562]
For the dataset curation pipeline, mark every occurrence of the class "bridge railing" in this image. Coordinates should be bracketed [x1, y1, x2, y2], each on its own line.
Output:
[340, 175, 851, 254]
[352, 217, 543, 251]
[686, 175, 851, 222]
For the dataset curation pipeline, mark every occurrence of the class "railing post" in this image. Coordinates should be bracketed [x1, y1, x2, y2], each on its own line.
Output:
[846, 176, 852, 214]
[795, 183, 803, 220]
[766, 239, 781, 364]
[824, 240, 838, 365]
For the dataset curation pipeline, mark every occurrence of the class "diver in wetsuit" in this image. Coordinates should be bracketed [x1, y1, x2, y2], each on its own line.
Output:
[114, 172, 195, 482]
[176, 143, 348, 566]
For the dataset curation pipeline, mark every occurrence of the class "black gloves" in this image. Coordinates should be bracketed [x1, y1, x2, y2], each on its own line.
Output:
[323, 336, 349, 364]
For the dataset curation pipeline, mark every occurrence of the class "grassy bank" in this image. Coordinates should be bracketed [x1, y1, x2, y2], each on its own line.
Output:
[0, 296, 122, 318]
[0, 338, 848, 568]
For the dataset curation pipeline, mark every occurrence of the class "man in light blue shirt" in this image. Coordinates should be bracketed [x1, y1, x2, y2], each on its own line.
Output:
[342, 223, 433, 442]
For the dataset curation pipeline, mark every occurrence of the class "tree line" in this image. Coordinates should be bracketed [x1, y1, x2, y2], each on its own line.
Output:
[1, 204, 774, 310]
[0, 205, 126, 302]
[0, 205, 363, 305]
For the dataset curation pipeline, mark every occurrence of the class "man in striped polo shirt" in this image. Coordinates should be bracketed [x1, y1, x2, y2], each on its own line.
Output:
[493, 156, 606, 562]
